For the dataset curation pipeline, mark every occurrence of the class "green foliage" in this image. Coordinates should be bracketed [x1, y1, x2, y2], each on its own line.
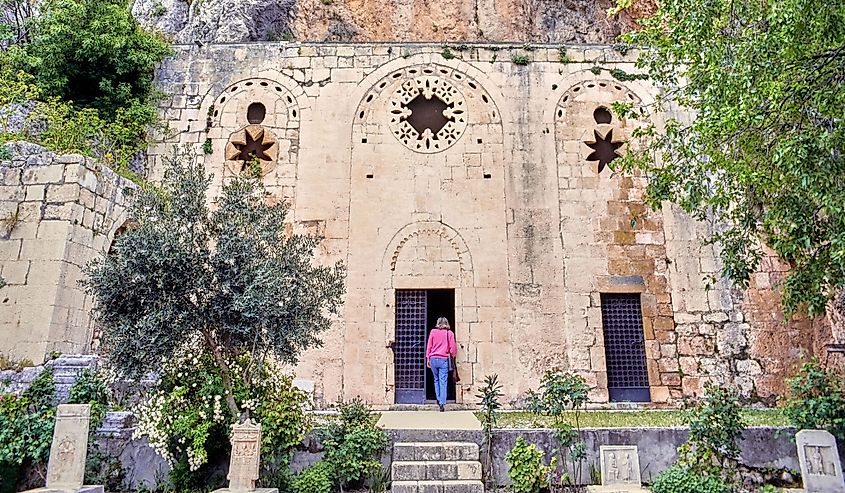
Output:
[133, 349, 309, 484]
[0, 369, 56, 493]
[608, 68, 648, 82]
[67, 368, 110, 428]
[589, 65, 602, 75]
[650, 466, 731, 493]
[526, 369, 589, 422]
[441, 46, 455, 60]
[617, 0, 845, 315]
[202, 138, 213, 155]
[526, 369, 589, 487]
[558, 49, 572, 64]
[83, 147, 345, 421]
[293, 460, 333, 493]
[783, 358, 845, 440]
[511, 54, 530, 66]
[505, 437, 557, 493]
[368, 464, 391, 493]
[674, 383, 746, 487]
[319, 398, 388, 491]
[19, 0, 171, 114]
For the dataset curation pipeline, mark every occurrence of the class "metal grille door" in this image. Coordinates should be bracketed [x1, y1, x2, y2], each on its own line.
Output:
[601, 294, 651, 402]
[394, 290, 427, 404]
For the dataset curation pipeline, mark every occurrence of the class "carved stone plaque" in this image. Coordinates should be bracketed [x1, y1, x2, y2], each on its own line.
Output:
[796, 430, 845, 492]
[46, 404, 91, 489]
[600, 445, 641, 486]
[227, 419, 262, 492]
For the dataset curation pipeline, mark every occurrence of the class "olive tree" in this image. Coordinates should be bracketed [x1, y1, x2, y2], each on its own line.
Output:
[84, 149, 345, 418]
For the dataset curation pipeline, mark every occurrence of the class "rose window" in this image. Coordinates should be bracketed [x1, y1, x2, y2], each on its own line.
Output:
[388, 76, 467, 153]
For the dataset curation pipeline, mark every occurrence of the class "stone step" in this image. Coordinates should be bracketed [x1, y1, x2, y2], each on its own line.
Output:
[392, 479, 484, 493]
[392, 460, 482, 481]
[393, 442, 480, 461]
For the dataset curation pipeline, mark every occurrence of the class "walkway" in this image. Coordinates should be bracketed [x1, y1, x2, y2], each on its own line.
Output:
[377, 410, 482, 431]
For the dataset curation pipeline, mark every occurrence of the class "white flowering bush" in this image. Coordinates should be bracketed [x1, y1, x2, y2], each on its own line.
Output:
[134, 338, 310, 486]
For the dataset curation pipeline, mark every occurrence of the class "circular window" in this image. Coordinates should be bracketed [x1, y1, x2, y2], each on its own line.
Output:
[387, 76, 467, 153]
[247, 102, 266, 124]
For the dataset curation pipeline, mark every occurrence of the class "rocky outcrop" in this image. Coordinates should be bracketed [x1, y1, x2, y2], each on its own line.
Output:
[131, 0, 641, 43]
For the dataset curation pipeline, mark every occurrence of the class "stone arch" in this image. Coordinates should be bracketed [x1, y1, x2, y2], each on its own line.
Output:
[200, 76, 302, 204]
[382, 221, 474, 285]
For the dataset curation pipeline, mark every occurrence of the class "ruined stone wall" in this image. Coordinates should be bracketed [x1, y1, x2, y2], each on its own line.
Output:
[0, 142, 132, 362]
[147, 42, 838, 408]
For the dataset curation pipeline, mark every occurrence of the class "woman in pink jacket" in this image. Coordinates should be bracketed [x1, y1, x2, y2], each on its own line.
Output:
[425, 316, 457, 412]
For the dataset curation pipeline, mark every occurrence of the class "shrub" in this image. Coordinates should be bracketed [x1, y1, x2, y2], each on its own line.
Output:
[784, 358, 845, 440]
[293, 460, 333, 493]
[477, 374, 503, 487]
[505, 437, 556, 493]
[650, 466, 731, 493]
[0, 369, 56, 493]
[511, 54, 530, 65]
[22, 0, 171, 114]
[526, 369, 589, 485]
[320, 398, 388, 490]
[679, 382, 746, 477]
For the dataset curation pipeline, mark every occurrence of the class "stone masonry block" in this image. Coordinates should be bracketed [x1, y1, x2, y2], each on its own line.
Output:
[22, 164, 64, 184]
[392, 462, 427, 481]
[391, 481, 419, 493]
[1, 260, 30, 284]
[0, 239, 22, 260]
[442, 481, 484, 493]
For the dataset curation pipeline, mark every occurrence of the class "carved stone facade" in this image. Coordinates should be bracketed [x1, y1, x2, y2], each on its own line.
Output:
[1, 43, 839, 408]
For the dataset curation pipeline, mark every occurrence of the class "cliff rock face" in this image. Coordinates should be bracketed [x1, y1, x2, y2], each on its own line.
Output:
[131, 0, 638, 43]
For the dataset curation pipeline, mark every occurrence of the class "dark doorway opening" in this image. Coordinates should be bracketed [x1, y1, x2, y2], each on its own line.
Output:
[425, 289, 456, 403]
[393, 289, 456, 404]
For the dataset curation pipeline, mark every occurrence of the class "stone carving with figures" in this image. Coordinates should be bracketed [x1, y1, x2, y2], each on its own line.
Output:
[795, 429, 845, 492]
[587, 445, 648, 492]
[22, 404, 104, 493]
[212, 419, 278, 493]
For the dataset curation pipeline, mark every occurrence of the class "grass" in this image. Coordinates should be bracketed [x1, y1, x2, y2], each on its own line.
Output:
[481, 408, 789, 429]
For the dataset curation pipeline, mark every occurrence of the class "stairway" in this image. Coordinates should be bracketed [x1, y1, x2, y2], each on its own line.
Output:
[391, 441, 484, 493]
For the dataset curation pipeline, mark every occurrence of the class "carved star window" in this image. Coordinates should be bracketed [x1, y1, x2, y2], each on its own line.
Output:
[585, 129, 623, 172]
[225, 125, 278, 175]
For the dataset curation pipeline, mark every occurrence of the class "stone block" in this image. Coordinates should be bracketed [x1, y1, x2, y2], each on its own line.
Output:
[796, 429, 845, 492]
[22, 164, 64, 184]
[1, 259, 29, 284]
[392, 462, 427, 481]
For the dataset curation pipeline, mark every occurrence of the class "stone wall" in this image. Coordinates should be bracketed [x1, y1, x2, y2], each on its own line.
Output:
[0, 142, 133, 361]
[148, 42, 839, 408]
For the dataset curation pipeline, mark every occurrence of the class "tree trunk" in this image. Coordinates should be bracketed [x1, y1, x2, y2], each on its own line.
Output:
[203, 328, 241, 419]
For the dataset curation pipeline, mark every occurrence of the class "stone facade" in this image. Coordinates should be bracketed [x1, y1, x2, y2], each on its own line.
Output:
[0, 142, 132, 360]
[0, 43, 839, 407]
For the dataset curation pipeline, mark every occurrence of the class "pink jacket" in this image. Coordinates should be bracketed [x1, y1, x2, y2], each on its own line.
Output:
[426, 328, 457, 360]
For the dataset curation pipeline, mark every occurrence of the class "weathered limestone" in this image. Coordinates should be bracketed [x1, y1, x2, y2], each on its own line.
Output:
[391, 441, 483, 493]
[212, 419, 278, 493]
[796, 430, 845, 492]
[0, 143, 132, 362]
[3, 43, 838, 408]
[587, 445, 647, 492]
[23, 404, 104, 493]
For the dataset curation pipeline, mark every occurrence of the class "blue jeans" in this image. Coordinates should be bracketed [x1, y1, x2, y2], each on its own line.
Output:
[430, 357, 449, 406]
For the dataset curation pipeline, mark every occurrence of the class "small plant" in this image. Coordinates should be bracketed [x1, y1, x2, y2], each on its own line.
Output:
[526, 369, 590, 486]
[590, 66, 603, 75]
[0, 146, 11, 161]
[441, 46, 455, 60]
[319, 398, 388, 491]
[650, 466, 731, 493]
[202, 138, 213, 155]
[293, 460, 332, 493]
[368, 464, 391, 493]
[512, 54, 530, 66]
[609, 68, 649, 82]
[505, 437, 556, 493]
[477, 374, 503, 488]
[558, 48, 572, 64]
[783, 358, 845, 440]
[678, 383, 746, 485]
[1, 208, 23, 236]
[151, 1, 167, 16]
[320, 0, 333, 4]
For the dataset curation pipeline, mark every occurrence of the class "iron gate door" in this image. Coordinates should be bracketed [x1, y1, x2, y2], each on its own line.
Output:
[394, 290, 427, 404]
[601, 293, 651, 402]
